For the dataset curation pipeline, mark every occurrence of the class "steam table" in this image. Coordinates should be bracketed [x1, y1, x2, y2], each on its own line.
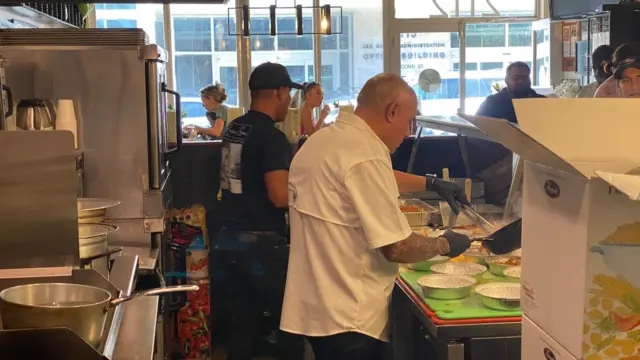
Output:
[391, 271, 522, 360]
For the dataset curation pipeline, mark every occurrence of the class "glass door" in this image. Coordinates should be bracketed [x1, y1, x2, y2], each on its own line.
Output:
[389, 22, 462, 118]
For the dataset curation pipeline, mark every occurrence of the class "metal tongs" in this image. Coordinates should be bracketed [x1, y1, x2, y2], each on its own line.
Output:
[458, 203, 495, 233]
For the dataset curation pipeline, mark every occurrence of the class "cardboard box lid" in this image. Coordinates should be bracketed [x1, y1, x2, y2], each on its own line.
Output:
[459, 98, 640, 199]
[594, 171, 640, 200]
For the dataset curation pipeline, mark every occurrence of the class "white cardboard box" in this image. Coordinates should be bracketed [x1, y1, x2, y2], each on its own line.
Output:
[462, 99, 640, 360]
[522, 316, 577, 360]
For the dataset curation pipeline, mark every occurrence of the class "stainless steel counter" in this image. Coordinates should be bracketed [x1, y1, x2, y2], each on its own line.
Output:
[415, 115, 493, 141]
[0, 255, 161, 360]
[120, 246, 160, 274]
[112, 296, 160, 360]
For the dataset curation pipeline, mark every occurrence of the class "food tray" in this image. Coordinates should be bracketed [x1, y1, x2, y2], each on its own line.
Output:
[399, 271, 522, 320]
[399, 198, 438, 227]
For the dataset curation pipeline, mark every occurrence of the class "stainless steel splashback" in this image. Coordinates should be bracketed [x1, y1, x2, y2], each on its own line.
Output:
[0, 131, 78, 269]
[0, 46, 150, 221]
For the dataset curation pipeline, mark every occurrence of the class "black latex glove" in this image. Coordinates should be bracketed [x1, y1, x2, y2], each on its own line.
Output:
[441, 230, 472, 258]
[425, 175, 470, 215]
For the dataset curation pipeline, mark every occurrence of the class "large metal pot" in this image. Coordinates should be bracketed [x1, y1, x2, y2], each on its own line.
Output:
[77, 198, 120, 224]
[78, 223, 122, 277]
[0, 283, 199, 347]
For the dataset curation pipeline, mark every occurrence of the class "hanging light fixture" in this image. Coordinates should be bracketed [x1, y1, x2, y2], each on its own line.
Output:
[295, 4, 303, 36]
[227, 4, 342, 36]
[269, 4, 277, 36]
[242, 5, 250, 37]
[321, 4, 331, 35]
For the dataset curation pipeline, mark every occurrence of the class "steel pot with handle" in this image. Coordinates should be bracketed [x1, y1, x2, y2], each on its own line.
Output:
[0, 283, 199, 348]
[78, 223, 122, 277]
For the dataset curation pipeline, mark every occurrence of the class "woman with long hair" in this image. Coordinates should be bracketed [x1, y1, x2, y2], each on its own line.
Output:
[594, 42, 640, 98]
[290, 82, 331, 136]
[192, 82, 228, 138]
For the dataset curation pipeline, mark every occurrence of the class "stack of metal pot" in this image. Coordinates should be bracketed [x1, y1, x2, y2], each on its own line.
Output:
[77, 198, 122, 278]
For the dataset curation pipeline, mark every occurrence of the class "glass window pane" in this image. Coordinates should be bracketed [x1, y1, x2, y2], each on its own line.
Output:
[181, 101, 207, 120]
[509, 23, 532, 47]
[480, 62, 503, 70]
[213, 17, 237, 52]
[321, 3, 380, 109]
[170, 3, 235, 125]
[278, 17, 313, 51]
[220, 66, 239, 106]
[535, 26, 551, 87]
[175, 55, 213, 98]
[401, 32, 460, 118]
[285, 66, 306, 85]
[95, 4, 164, 45]
[249, 18, 276, 51]
[155, 20, 165, 49]
[173, 18, 212, 52]
[394, 0, 536, 19]
[464, 22, 534, 113]
[96, 4, 136, 10]
[466, 24, 505, 48]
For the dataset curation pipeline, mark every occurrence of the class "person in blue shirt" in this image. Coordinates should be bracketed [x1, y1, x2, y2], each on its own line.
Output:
[476, 62, 546, 124]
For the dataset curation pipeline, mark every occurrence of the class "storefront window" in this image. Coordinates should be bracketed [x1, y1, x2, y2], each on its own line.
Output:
[394, 0, 537, 19]
[462, 22, 534, 114]
[173, 17, 212, 52]
[171, 2, 238, 123]
[278, 17, 313, 51]
[95, 3, 164, 48]
[508, 23, 532, 47]
[322, 2, 380, 107]
[467, 24, 506, 48]
[535, 25, 551, 87]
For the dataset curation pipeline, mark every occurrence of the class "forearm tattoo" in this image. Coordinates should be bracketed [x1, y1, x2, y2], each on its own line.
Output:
[381, 233, 450, 264]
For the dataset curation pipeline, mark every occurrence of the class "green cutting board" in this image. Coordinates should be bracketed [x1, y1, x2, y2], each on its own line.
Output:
[400, 270, 522, 320]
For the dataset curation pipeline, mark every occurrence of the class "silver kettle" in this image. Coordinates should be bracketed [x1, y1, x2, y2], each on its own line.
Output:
[16, 99, 53, 131]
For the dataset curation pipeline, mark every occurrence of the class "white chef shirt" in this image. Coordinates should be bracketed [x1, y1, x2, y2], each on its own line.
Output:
[280, 112, 413, 342]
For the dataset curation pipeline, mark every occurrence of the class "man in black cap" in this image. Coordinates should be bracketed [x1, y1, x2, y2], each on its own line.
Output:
[215, 62, 304, 360]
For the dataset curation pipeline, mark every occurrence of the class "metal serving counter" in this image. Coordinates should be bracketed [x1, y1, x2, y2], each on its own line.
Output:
[392, 278, 521, 360]
[415, 116, 494, 142]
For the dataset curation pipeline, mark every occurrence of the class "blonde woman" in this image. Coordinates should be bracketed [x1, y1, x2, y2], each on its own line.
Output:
[290, 82, 330, 135]
[193, 82, 228, 139]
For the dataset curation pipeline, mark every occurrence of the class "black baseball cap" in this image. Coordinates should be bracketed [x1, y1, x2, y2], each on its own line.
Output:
[249, 62, 303, 91]
[614, 57, 640, 80]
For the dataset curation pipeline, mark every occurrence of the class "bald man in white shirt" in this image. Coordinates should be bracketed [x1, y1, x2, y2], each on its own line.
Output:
[281, 73, 473, 360]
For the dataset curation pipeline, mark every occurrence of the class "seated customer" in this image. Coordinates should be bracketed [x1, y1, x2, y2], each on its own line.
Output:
[475, 62, 545, 124]
[291, 82, 331, 136]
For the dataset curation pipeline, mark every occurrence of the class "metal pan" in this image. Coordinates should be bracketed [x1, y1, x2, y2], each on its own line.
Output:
[77, 198, 120, 224]
[0, 283, 198, 348]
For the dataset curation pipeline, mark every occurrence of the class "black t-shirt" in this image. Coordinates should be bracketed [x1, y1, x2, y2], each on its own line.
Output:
[218, 110, 291, 233]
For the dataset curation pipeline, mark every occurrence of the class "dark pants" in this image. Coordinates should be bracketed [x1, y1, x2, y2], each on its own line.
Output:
[307, 332, 387, 360]
[214, 229, 304, 360]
